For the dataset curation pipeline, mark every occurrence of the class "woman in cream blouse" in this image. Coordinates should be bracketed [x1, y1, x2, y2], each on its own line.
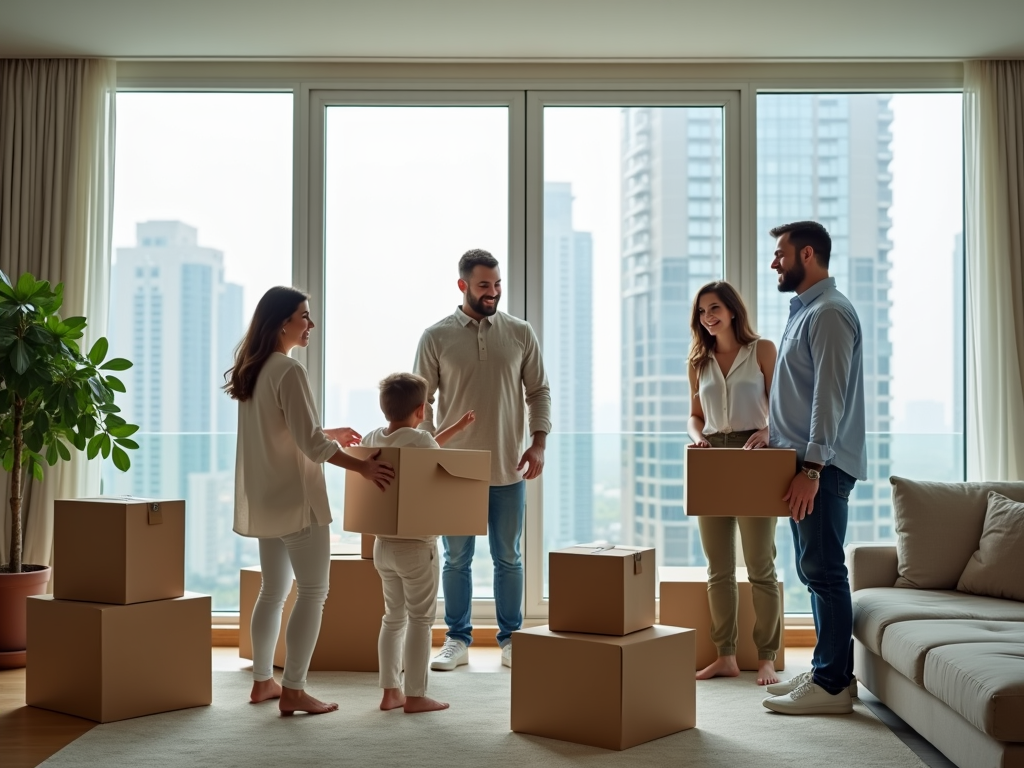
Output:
[225, 286, 394, 715]
[686, 280, 782, 687]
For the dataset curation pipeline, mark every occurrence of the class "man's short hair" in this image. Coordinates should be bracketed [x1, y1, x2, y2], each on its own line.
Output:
[458, 249, 499, 281]
[769, 221, 832, 268]
[379, 372, 428, 422]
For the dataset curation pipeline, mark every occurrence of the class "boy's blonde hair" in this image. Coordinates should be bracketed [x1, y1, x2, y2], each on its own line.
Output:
[379, 372, 428, 422]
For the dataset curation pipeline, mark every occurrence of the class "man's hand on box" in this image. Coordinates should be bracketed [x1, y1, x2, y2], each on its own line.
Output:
[361, 449, 395, 492]
[325, 427, 362, 447]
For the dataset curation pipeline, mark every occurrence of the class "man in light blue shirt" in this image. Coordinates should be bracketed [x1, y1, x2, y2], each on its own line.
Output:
[761, 221, 867, 717]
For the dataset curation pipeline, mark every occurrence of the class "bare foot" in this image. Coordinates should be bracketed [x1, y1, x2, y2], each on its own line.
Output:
[403, 695, 450, 713]
[279, 687, 339, 716]
[757, 659, 779, 686]
[696, 655, 741, 680]
[380, 688, 406, 711]
[250, 678, 282, 703]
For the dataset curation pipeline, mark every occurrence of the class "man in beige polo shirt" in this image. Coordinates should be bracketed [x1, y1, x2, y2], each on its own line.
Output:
[414, 249, 551, 671]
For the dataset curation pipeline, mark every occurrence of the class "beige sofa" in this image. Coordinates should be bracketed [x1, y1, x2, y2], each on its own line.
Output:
[849, 477, 1024, 768]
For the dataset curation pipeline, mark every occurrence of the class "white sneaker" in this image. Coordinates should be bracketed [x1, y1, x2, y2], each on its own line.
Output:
[762, 679, 854, 715]
[501, 644, 512, 668]
[767, 671, 858, 698]
[430, 639, 468, 671]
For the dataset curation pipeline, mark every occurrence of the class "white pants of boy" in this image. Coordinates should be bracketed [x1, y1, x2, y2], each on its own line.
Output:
[251, 523, 330, 690]
[375, 537, 439, 697]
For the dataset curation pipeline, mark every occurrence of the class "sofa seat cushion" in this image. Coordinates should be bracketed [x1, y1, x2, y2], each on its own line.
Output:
[923, 642, 1024, 742]
[852, 587, 1024, 654]
[881, 620, 1024, 683]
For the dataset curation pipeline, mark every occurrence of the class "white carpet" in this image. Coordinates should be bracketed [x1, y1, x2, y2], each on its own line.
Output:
[41, 670, 926, 768]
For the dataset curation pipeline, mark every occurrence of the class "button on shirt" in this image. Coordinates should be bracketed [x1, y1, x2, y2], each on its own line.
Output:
[768, 277, 867, 480]
[697, 341, 769, 434]
[414, 307, 552, 487]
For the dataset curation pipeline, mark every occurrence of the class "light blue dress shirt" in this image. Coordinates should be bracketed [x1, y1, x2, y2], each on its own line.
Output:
[768, 277, 867, 480]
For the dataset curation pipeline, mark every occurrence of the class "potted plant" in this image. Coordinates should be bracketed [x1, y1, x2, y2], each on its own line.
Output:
[0, 270, 138, 668]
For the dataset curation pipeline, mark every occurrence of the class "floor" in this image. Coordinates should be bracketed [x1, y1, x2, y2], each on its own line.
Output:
[0, 646, 954, 768]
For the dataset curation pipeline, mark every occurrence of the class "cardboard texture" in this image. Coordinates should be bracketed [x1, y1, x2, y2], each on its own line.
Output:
[238, 557, 385, 672]
[361, 534, 375, 559]
[26, 593, 211, 723]
[53, 497, 185, 604]
[659, 566, 785, 671]
[343, 446, 490, 537]
[548, 545, 655, 635]
[684, 447, 797, 517]
[511, 625, 696, 750]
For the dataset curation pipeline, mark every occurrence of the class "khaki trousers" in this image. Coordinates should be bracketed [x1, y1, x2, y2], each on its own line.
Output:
[697, 430, 782, 660]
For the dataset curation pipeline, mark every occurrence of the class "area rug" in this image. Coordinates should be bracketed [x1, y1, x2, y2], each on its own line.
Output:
[41, 670, 926, 768]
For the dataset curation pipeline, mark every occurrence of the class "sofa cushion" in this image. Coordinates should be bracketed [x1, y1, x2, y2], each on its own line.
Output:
[890, 477, 1024, 590]
[852, 587, 1024, 655]
[923, 642, 1024, 742]
[957, 492, 1024, 602]
[881, 619, 1024, 684]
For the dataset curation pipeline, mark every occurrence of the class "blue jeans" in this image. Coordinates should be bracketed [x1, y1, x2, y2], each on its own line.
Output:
[441, 481, 526, 648]
[789, 465, 856, 695]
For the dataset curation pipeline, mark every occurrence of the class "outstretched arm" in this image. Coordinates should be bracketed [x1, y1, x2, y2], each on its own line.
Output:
[435, 410, 475, 446]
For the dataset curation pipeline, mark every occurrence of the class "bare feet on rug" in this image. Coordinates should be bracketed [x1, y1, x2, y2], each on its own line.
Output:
[250, 678, 282, 703]
[696, 655, 741, 680]
[757, 660, 780, 686]
[279, 687, 339, 715]
[403, 695, 450, 713]
[380, 688, 406, 711]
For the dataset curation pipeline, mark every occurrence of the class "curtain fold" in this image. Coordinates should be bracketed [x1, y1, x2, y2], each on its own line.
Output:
[963, 60, 1024, 482]
[0, 59, 116, 570]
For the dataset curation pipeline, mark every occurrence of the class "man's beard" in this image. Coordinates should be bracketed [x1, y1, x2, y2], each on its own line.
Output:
[467, 292, 500, 316]
[777, 258, 805, 293]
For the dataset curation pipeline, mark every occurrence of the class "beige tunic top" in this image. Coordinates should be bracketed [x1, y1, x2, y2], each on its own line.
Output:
[233, 352, 338, 538]
[413, 307, 552, 486]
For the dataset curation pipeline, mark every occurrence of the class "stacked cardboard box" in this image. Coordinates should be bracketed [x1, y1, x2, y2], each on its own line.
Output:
[512, 545, 696, 751]
[27, 498, 211, 723]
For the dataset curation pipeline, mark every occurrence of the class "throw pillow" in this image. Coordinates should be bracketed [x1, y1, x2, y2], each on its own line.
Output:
[957, 492, 1024, 602]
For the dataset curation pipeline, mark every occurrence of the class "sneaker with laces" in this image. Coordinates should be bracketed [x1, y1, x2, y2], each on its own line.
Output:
[501, 644, 512, 668]
[430, 639, 468, 671]
[762, 679, 854, 715]
[767, 671, 858, 697]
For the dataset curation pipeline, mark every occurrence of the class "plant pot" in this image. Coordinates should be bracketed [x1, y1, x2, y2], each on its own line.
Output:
[0, 564, 52, 669]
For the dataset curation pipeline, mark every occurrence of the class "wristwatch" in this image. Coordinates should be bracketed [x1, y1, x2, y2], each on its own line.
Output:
[802, 466, 821, 481]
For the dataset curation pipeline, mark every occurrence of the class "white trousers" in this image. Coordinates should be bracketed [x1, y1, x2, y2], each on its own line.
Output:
[375, 537, 439, 697]
[251, 523, 330, 690]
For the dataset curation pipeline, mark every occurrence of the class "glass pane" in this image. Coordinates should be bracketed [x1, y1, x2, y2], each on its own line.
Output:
[322, 106, 509, 599]
[542, 106, 725, 597]
[102, 93, 294, 611]
[756, 93, 964, 613]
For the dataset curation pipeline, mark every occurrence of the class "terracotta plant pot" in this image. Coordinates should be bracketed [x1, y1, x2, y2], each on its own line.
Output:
[0, 564, 52, 669]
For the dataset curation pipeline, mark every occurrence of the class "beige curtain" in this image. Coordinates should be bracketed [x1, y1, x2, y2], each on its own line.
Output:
[964, 60, 1024, 482]
[0, 59, 116, 569]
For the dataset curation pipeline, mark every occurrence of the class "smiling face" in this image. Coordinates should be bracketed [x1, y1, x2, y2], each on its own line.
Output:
[278, 300, 314, 353]
[697, 292, 734, 337]
[459, 265, 502, 319]
[771, 232, 808, 293]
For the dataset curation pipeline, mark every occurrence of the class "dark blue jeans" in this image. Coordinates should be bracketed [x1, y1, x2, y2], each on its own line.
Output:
[789, 465, 856, 694]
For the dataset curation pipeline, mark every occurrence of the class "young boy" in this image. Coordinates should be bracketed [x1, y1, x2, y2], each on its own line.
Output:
[362, 372, 474, 714]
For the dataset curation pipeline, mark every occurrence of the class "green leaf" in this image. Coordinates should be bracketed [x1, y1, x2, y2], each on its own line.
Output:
[100, 433, 111, 459]
[16, 272, 35, 297]
[45, 441, 59, 466]
[104, 374, 126, 393]
[10, 340, 31, 374]
[113, 437, 139, 450]
[72, 431, 87, 451]
[111, 445, 131, 472]
[63, 316, 87, 331]
[87, 337, 109, 366]
[104, 414, 127, 429]
[31, 458, 44, 482]
[99, 357, 132, 371]
[87, 432, 104, 460]
[108, 424, 139, 438]
[55, 440, 72, 461]
[78, 414, 97, 438]
[2, 449, 13, 472]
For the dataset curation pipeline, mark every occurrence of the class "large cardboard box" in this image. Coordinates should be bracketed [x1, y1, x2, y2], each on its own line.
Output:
[53, 497, 185, 604]
[26, 593, 211, 723]
[549, 545, 655, 635]
[238, 556, 386, 672]
[343, 446, 490, 537]
[659, 566, 785, 671]
[684, 447, 797, 517]
[511, 625, 695, 750]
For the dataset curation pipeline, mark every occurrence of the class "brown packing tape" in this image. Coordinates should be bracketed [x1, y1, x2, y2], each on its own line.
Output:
[148, 503, 163, 525]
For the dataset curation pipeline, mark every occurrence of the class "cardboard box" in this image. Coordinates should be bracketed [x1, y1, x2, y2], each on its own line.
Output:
[659, 566, 785, 671]
[511, 625, 695, 750]
[549, 545, 655, 635]
[684, 447, 797, 517]
[343, 446, 490, 537]
[26, 593, 211, 723]
[238, 556, 386, 672]
[361, 534, 375, 559]
[53, 497, 185, 604]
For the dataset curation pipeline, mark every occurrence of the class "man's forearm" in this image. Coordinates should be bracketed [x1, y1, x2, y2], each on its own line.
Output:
[530, 431, 547, 449]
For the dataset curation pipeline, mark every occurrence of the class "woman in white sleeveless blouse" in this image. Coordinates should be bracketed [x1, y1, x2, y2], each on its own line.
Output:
[686, 281, 782, 686]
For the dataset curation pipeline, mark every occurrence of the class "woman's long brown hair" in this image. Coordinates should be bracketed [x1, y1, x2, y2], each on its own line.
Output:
[223, 286, 309, 402]
[687, 280, 759, 374]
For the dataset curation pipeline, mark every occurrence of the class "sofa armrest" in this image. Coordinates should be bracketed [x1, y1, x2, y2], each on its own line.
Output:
[846, 542, 898, 591]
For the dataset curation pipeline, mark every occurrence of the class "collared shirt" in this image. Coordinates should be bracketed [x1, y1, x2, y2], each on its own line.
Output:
[698, 340, 769, 434]
[413, 307, 552, 486]
[769, 277, 867, 480]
